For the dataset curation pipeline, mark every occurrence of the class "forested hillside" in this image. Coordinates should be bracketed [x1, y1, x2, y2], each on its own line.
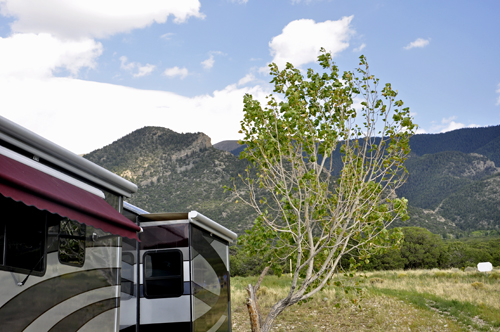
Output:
[85, 125, 500, 236]
[215, 125, 500, 235]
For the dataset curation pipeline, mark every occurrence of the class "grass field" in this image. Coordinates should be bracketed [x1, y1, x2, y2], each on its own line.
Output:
[230, 269, 500, 331]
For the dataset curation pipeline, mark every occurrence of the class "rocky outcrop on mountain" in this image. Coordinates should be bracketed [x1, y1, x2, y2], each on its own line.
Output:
[84, 127, 255, 234]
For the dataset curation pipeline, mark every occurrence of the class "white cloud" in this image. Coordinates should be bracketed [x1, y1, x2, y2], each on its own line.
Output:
[135, 64, 156, 77]
[267, 17, 354, 69]
[429, 116, 479, 133]
[404, 38, 430, 50]
[0, 76, 271, 153]
[415, 127, 428, 134]
[160, 32, 175, 40]
[0, 33, 102, 79]
[200, 51, 225, 70]
[163, 66, 189, 79]
[201, 55, 215, 69]
[353, 43, 366, 52]
[120, 56, 156, 77]
[229, 0, 248, 3]
[238, 73, 255, 86]
[496, 83, 500, 106]
[0, 0, 204, 39]
[119, 56, 135, 71]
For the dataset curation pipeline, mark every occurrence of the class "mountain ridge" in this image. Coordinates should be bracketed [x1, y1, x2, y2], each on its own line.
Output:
[84, 125, 500, 236]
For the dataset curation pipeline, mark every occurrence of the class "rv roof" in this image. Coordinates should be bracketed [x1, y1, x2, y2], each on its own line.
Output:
[140, 210, 238, 243]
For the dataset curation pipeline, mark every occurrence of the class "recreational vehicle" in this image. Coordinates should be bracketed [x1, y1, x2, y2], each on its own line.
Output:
[0, 115, 237, 332]
[120, 203, 237, 332]
[0, 115, 141, 331]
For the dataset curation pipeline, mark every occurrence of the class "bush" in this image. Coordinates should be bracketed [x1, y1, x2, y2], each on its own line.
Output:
[471, 281, 485, 290]
[400, 227, 444, 269]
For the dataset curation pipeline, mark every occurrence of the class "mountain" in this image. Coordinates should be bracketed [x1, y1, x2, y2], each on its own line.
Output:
[84, 125, 500, 236]
[214, 126, 500, 234]
[84, 127, 255, 233]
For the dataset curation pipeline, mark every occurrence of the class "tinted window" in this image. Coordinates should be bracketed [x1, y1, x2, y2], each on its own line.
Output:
[0, 195, 47, 275]
[140, 224, 189, 250]
[143, 250, 183, 298]
[59, 218, 86, 267]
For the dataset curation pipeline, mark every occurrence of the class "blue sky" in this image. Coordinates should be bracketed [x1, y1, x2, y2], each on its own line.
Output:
[0, 0, 499, 154]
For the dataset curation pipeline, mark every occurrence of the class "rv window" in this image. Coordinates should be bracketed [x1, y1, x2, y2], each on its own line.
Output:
[0, 195, 47, 275]
[59, 218, 86, 267]
[143, 250, 183, 298]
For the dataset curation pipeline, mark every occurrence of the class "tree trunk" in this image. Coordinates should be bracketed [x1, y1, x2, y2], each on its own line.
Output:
[246, 286, 261, 332]
[246, 266, 270, 331]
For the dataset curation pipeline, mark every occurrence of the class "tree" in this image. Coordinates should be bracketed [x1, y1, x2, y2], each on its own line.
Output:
[228, 49, 416, 332]
[399, 227, 444, 269]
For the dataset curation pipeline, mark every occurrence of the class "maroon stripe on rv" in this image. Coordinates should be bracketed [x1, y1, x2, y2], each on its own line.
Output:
[0, 154, 140, 240]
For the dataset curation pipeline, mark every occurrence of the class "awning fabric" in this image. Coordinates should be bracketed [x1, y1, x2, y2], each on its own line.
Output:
[0, 154, 140, 240]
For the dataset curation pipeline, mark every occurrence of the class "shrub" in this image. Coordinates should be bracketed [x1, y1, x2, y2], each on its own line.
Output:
[464, 267, 476, 272]
[471, 282, 485, 290]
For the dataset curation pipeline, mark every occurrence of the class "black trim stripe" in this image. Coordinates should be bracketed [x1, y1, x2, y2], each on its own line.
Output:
[48, 298, 119, 332]
[0, 268, 119, 332]
[136, 281, 191, 297]
[121, 322, 191, 332]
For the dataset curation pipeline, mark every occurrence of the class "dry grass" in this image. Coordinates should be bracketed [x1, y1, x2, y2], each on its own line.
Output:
[364, 269, 500, 310]
[231, 275, 462, 331]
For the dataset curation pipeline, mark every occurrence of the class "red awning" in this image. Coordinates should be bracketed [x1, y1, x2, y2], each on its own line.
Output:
[0, 154, 140, 240]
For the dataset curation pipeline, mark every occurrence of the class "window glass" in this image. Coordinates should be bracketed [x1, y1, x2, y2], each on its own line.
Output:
[140, 224, 189, 250]
[59, 218, 86, 267]
[0, 195, 47, 275]
[143, 250, 183, 298]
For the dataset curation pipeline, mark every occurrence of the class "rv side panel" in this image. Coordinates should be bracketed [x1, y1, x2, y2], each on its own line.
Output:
[0, 196, 121, 332]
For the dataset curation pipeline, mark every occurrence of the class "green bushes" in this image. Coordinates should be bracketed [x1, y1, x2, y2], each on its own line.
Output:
[230, 226, 500, 276]
[359, 227, 500, 272]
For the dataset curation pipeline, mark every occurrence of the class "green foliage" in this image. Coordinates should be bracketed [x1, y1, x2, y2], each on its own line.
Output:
[359, 227, 500, 271]
[399, 227, 444, 269]
[229, 245, 272, 277]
